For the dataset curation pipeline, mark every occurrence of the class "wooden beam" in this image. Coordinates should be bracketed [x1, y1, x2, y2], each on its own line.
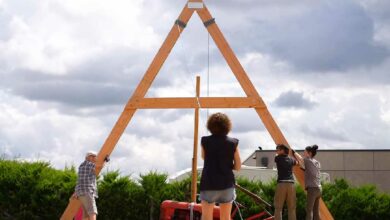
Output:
[61, 1, 334, 220]
[61, 199, 81, 220]
[191, 76, 200, 202]
[60, 109, 137, 220]
[61, 5, 195, 220]
[127, 97, 262, 109]
[129, 8, 194, 101]
[196, 7, 264, 101]
[197, 5, 334, 220]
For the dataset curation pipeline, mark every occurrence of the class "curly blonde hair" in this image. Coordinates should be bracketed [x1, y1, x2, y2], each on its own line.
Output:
[206, 112, 232, 135]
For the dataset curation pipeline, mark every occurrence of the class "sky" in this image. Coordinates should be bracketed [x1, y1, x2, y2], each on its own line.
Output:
[1, 0, 390, 177]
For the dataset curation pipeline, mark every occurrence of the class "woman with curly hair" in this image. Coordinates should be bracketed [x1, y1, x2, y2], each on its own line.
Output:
[199, 112, 241, 220]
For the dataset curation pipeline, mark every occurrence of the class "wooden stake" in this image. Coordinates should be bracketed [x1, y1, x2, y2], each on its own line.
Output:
[191, 76, 200, 202]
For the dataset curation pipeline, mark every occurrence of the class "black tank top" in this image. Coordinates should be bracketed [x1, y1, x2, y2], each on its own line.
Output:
[200, 135, 238, 191]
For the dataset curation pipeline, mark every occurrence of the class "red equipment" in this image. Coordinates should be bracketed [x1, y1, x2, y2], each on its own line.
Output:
[159, 200, 273, 220]
[160, 184, 274, 220]
[160, 200, 220, 220]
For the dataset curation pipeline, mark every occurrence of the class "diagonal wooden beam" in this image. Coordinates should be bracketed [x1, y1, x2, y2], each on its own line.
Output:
[130, 13, 194, 100]
[127, 97, 263, 109]
[196, 7, 262, 100]
[196, 5, 334, 220]
[196, 6, 291, 145]
[60, 5, 195, 220]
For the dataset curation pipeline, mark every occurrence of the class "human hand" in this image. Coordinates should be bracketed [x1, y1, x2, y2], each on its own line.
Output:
[71, 192, 78, 200]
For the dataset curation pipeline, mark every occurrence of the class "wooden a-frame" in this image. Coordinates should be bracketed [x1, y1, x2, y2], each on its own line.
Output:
[61, 0, 334, 219]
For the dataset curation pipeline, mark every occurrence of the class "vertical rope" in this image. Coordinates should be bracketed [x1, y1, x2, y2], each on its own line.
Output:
[206, 32, 210, 136]
[207, 33, 210, 119]
[233, 201, 244, 220]
[189, 202, 194, 220]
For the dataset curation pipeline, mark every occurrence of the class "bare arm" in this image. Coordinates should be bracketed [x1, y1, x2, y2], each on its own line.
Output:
[233, 146, 241, 171]
[293, 151, 305, 169]
[201, 145, 205, 160]
[94, 155, 110, 175]
[95, 163, 103, 176]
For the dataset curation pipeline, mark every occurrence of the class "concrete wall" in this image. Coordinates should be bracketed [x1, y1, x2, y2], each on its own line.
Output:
[244, 150, 390, 192]
[243, 152, 257, 167]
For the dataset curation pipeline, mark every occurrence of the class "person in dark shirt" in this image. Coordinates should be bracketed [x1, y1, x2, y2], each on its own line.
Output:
[274, 144, 298, 220]
[200, 112, 241, 220]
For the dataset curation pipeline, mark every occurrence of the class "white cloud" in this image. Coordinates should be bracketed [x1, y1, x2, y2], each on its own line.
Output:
[380, 87, 390, 124]
[110, 134, 177, 175]
[0, 0, 160, 74]
[0, 0, 389, 177]
[0, 90, 107, 166]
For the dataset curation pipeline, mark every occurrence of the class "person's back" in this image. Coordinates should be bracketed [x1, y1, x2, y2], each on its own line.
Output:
[303, 145, 322, 220]
[200, 135, 238, 191]
[304, 157, 321, 189]
[273, 144, 297, 220]
[199, 112, 241, 220]
[275, 154, 295, 183]
[75, 160, 97, 198]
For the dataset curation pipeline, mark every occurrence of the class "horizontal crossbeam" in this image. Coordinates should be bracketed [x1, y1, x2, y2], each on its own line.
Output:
[127, 97, 264, 109]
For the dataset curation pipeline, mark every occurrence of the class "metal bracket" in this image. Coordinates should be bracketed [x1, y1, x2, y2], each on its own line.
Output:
[175, 19, 187, 29]
[203, 18, 215, 27]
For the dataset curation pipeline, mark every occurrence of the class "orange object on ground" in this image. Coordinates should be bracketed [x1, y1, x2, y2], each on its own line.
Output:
[160, 200, 220, 220]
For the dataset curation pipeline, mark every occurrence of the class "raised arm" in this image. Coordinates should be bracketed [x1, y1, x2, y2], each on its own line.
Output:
[95, 163, 103, 176]
[292, 150, 305, 169]
[94, 155, 110, 175]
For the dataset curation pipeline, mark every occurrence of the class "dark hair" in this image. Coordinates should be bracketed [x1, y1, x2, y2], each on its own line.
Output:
[276, 144, 289, 155]
[207, 112, 232, 135]
[305, 144, 319, 157]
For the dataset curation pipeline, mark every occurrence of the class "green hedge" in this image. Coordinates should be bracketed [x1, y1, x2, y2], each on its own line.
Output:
[0, 160, 76, 219]
[1, 159, 389, 219]
[322, 179, 390, 219]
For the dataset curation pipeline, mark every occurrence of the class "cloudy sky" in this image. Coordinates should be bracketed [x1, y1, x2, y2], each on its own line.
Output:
[1, 0, 390, 177]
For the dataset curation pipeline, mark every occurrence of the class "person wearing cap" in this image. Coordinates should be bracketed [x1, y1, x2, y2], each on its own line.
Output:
[72, 151, 105, 220]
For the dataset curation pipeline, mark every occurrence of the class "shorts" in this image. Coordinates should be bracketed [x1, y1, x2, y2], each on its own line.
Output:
[200, 187, 236, 204]
[79, 194, 98, 217]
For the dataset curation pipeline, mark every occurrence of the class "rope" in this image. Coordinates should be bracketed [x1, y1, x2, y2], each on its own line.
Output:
[196, 96, 201, 109]
[177, 21, 183, 34]
[233, 200, 244, 220]
[189, 202, 194, 220]
[206, 33, 210, 120]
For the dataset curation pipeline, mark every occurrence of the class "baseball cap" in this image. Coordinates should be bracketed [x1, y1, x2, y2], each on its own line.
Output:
[86, 150, 97, 157]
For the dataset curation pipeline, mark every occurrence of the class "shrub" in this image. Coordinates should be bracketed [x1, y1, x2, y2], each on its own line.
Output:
[323, 179, 390, 220]
[234, 178, 306, 219]
[1, 159, 389, 219]
[97, 171, 147, 220]
[0, 159, 76, 219]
